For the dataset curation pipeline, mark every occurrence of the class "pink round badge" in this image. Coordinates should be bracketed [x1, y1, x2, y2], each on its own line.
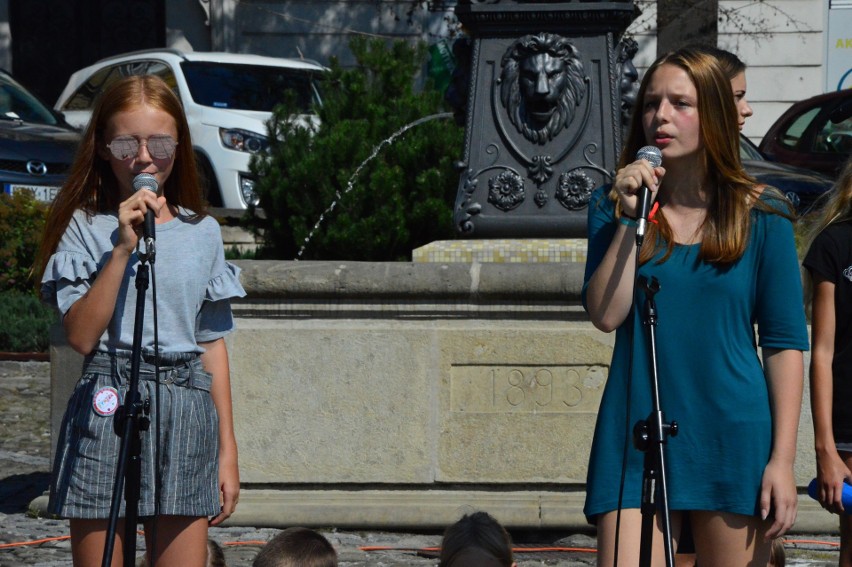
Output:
[92, 387, 120, 416]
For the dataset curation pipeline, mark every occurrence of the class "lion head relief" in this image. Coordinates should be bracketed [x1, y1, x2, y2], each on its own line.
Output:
[499, 33, 586, 145]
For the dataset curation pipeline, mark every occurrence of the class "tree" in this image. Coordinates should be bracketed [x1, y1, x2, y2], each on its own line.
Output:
[640, 0, 813, 56]
[371, 0, 462, 37]
[246, 36, 464, 261]
[657, 0, 718, 54]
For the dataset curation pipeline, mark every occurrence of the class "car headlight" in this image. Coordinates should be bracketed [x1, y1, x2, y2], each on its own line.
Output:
[220, 128, 268, 153]
[240, 176, 259, 207]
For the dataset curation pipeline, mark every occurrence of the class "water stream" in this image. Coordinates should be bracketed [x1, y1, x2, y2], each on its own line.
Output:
[296, 112, 454, 259]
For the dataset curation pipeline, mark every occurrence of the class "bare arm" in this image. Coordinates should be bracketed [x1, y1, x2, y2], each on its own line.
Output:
[63, 246, 131, 354]
[584, 225, 639, 332]
[760, 347, 804, 540]
[201, 338, 239, 526]
[585, 160, 664, 332]
[809, 276, 850, 512]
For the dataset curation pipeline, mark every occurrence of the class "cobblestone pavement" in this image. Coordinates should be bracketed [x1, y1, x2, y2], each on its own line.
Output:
[0, 361, 839, 566]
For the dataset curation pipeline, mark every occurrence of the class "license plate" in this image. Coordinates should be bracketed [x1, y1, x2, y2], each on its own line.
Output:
[3, 183, 60, 202]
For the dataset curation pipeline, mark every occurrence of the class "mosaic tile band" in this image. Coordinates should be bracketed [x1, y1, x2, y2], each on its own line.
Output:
[412, 239, 588, 263]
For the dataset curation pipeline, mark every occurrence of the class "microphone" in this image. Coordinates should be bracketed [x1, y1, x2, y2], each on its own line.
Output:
[132, 173, 159, 243]
[808, 478, 852, 513]
[634, 145, 662, 246]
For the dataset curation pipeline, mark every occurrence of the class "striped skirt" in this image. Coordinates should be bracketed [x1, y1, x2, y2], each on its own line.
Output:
[49, 351, 220, 519]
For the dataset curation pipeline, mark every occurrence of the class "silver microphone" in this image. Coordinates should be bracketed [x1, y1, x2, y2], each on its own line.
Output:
[132, 173, 159, 243]
[634, 146, 662, 246]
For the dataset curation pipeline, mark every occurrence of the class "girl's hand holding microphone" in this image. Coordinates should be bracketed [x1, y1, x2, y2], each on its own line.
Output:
[614, 157, 665, 219]
[116, 189, 166, 255]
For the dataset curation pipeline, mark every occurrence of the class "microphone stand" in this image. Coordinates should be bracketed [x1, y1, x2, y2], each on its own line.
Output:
[102, 238, 155, 567]
[632, 275, 677, 567]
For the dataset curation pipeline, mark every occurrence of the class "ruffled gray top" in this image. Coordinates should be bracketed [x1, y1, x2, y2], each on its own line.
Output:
[41, 208, 246, 355]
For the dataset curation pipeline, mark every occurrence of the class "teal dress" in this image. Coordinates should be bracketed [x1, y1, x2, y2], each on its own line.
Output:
[582, 187, 809, 521]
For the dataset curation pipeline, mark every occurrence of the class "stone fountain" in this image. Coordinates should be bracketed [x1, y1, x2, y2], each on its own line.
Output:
[45, 1, 826, 532]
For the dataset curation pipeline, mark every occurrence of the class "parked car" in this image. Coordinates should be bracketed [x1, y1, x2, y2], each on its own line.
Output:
[741, 134, 834, 216]
[0, 70, 81, 203]
[758, 89, 852, 179]
[55, 48, 326, 211]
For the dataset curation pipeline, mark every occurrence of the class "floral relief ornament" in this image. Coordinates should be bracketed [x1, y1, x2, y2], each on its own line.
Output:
[488, 170, 525, 211]
[555, 169, 594, 210]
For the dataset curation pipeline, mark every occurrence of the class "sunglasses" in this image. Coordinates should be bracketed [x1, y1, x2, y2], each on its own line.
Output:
[105, 135, 178, 160]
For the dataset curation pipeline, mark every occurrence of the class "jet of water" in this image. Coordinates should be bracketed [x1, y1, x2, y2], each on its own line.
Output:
[296, 112, 454, 259]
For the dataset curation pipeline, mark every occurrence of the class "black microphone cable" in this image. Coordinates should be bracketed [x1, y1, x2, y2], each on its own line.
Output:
[150, 260, 161, 563]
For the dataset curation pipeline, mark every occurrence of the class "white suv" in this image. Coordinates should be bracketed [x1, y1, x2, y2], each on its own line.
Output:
[55, 48, 325, 212]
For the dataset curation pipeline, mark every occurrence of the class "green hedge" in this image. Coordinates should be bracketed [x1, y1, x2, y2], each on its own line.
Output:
[0, 290, 55, 352]
[0, 191, 48, 294]
[0, 192, 52, 352]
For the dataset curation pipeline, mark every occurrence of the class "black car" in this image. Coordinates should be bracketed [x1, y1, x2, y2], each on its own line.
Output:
[0, 70, 80, 203]
[740, 134, 833, 216]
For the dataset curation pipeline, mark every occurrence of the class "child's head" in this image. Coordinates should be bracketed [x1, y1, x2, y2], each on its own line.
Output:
[622, 45, 740, 175]
[769, 538, 785, 567]
[78, 74, 204, 214]
[439, 511, 515, 567]
[207, 538, 227, 567]
[252, 527, 337, 567]
[138, 539, 225, 567]
[685, 45, 752, 131]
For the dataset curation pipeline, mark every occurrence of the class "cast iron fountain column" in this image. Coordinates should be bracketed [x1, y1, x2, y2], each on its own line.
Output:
[452, 0, 637, 238]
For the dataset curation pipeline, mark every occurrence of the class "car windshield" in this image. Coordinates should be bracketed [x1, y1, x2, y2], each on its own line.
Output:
[739, 134, 763, 161]
[0, 74, 60, 125]
[180, 61, 321, 112]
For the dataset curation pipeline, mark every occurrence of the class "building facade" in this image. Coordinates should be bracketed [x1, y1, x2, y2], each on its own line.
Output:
[0, 1, 845, 145]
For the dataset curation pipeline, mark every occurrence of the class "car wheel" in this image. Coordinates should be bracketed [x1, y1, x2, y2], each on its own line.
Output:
[196, 152, 222, 207]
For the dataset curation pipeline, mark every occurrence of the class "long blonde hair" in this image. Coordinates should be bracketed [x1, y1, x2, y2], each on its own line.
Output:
[616, 46, 791, 265]
[34, 75, 205, 282]
[802, 156, 852, 308]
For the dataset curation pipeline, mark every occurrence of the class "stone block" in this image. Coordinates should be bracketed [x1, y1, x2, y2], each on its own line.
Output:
[229, 321, 439, 483]
[436, 327, 611, 483]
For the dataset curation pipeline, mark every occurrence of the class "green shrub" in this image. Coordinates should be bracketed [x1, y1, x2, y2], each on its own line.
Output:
[0, 290, 55, 352]
[0, 191, 49, 293]
[225, 245, 257, 260]
[246, 37, 463, 261]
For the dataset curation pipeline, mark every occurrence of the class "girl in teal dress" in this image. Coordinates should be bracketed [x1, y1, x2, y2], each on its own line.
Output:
[582, 47, 808, 566]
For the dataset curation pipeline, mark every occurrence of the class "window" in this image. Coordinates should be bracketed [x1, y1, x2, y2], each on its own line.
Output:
[180, 62, 320, 112]
[62, 60, 179, 111]
[0, 74, 59, 124]
[779, 107, 821, 149]
[63, 66, 119, 111]
[819, 115, 852, 154]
